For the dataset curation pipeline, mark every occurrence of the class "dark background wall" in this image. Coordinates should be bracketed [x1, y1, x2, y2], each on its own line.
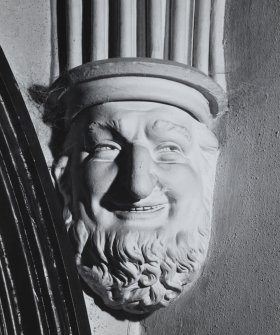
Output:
[142, 1, 280, 334]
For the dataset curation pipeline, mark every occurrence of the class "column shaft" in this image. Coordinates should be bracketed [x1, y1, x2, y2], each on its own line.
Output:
[91, 0, 109, 61]
[119, 0, 137, 57]
[170, 0, 195, 64]
[66, 0, 83, 69]
[193, 0, 211, 74]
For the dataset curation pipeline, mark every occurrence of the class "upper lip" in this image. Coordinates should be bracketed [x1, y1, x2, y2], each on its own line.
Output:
[105, 200, 168, 212]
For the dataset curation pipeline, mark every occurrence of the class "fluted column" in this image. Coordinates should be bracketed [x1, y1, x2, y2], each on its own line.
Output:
[91, 0, 109, 61]
[119, 0, 137, 57]
[50, 0, 59, 83]
[137, 0, 146, 57]
[210, 0, 226, 89]
[66, 0, 83, 69]
[193, 0, 211, 74]
[147, 0, 167, 59]
[170, 0, 195, 65]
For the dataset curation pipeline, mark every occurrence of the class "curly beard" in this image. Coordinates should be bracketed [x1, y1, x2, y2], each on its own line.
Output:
[73, 217, 210, 315]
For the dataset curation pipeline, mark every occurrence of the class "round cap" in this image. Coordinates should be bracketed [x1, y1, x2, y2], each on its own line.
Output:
[46, 58, 227, 128]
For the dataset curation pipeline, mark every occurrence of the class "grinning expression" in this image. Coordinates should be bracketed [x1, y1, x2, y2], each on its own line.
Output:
[59, 101, 219, 314]
[70, 102, 205, 233]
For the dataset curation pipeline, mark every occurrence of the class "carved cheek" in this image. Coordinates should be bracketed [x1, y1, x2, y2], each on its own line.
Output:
[158, 163, 203, 203]
[160, 164, 204, 232]
[83, 161, 119, 198]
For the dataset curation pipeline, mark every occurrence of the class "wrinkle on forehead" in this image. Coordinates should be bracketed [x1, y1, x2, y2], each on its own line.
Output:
[83, 102, 195, 141]
[87, 118, 192, 139]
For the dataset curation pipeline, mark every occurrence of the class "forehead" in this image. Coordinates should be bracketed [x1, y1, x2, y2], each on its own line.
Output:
[74, 101, 196, 131]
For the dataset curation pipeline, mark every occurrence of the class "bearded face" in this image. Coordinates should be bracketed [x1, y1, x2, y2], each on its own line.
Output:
[55, 101, 219, 314]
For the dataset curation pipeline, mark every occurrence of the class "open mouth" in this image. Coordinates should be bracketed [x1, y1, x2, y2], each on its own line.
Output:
[117, 204, 166, 213]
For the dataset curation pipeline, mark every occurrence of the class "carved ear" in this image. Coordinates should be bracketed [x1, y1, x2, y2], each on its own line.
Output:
[52, 156, 73, 230]
[194, 123, 219, 222]
[195, 123, 219, 154]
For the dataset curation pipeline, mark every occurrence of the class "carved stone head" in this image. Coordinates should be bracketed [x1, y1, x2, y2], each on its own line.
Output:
[46, 59, 226, 314]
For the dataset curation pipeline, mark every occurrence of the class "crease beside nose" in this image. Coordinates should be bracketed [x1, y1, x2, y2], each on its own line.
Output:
[128, 146, 157, 200]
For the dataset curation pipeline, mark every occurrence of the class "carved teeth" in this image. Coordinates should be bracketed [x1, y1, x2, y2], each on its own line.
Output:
[126, 205, 163, 212]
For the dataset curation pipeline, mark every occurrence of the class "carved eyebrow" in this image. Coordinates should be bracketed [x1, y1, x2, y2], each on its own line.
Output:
[151, 120, 191, 140]
[87, 120, 122, 133]
[86, 120, 126, 144]
[86, 119, 191, 142]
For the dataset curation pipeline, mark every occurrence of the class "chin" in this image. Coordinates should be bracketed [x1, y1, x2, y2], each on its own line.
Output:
[72, 213, 211, 315]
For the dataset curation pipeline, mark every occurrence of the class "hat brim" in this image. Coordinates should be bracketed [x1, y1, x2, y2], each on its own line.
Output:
[47, 58, 227, 128]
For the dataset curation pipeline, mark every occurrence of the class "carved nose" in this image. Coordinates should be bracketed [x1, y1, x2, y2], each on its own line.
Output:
[127, 145, 157, 200]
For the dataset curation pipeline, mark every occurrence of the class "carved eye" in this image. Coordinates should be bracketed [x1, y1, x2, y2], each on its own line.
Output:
[154, 143, 185, 162]
[91, 142, 121, 161]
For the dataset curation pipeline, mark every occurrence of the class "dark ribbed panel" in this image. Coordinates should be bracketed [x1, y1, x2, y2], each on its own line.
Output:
[0, 47, 91, 335]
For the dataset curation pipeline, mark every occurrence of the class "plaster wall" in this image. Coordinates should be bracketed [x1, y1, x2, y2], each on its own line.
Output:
[0, 0, 53, 165]
[1, 1, 280, 334]
[143, 1, 280, 334]
[0, 0, 51, 87]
